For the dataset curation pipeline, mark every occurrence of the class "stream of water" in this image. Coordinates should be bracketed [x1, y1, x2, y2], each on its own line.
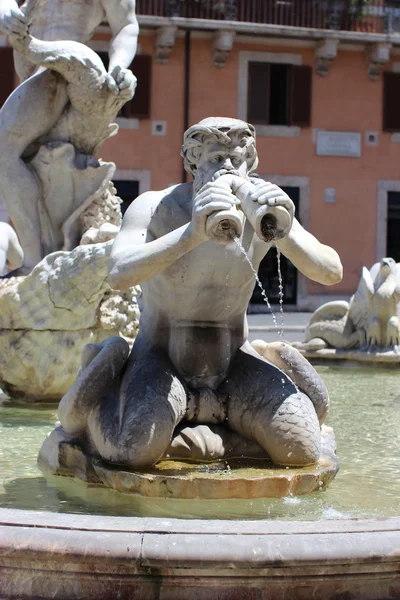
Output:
[232, 233, 284, 338]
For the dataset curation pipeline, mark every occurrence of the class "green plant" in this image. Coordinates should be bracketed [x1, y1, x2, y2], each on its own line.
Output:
[349, 0, 370, 19]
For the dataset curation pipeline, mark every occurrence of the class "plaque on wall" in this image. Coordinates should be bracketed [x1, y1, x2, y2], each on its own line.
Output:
[316, 131, 361, 158]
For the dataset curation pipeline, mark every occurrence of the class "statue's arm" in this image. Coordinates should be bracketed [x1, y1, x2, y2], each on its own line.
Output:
[5, 227, 23, 271]
[277, 218, 343, 285]
[109, 181, 238, 290]
[108, 191, 201, 290]
[0, 0, 28, 36]
[101, 0, 138, 73]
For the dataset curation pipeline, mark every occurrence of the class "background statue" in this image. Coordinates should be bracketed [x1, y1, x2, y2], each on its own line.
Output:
[0, 0, 140, 400]
[0, 0, 138, 271]
[0, 221, 23, 274]
[39, 117, 343, 479]
[297, 257, 400, 351]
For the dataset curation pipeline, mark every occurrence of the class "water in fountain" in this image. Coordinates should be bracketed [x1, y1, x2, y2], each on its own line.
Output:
[1, 365, 399, 519]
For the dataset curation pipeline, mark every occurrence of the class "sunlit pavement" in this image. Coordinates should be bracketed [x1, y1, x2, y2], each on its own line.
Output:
[246, 310, 312, 344]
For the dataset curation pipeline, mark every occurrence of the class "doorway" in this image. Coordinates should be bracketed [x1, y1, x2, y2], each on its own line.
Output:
[387, 191, 400, 261]
[113, 180, 140, 215]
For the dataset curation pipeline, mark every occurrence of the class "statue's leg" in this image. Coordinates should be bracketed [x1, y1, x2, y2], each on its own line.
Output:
[58, 337, 130, 435]
[220, 342, 321, 466]
[251, 339, 329, 423]
[87, 345, 188, 469]
[367, 316, 381, 347]
[0, 69, 68, 269]
[386, 316, 400, 347]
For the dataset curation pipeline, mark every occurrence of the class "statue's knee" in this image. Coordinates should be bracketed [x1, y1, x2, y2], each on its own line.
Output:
[273, 440, 321, 467]
[93, 421, 169, 470]
[106, 443, 163, 470]
[80, 343, 102, 371]
[256, 392, 322, 466]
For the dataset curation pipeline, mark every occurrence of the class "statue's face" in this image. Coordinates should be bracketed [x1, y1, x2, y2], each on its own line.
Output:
[193, 140, 249, 193]
[200, 141, 249, 180]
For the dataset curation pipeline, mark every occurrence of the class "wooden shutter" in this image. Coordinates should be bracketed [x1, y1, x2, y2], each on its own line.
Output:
[289, 64, 312, 127]
[0, 48, 15, 109]
[127, 54, 152, 119]
[383, 72, 400, 132]
[247, 62, 270, 124]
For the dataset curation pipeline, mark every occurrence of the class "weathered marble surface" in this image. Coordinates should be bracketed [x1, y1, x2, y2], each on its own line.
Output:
[0, 0, 140, 397]
[0, 242, 140, 400]
[40, 117, 342, 487]
[294, 257, 400, 357]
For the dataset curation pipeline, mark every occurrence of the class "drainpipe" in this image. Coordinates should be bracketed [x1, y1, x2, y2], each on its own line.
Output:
[182, 30, 191, 183]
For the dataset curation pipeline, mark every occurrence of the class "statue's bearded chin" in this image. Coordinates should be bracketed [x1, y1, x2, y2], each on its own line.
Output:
[193, 167, 249, 196]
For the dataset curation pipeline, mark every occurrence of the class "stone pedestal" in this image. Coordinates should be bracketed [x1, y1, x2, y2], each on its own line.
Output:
[38, 425, 339, 499]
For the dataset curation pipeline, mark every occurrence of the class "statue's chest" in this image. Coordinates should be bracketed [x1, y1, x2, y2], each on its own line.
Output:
[26, 0, 105, 41]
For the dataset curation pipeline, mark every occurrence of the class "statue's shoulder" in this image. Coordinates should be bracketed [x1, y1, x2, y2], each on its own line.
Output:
[148, 182, 193, 213]
[162, 182, 193, 204]
[123, 183, 192, 226]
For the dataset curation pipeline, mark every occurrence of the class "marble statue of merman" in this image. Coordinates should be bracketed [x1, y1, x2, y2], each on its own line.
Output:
[53, 117, 343, 470]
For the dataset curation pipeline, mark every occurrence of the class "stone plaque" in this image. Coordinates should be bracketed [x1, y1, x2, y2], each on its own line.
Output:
[316, 131, 361, 158]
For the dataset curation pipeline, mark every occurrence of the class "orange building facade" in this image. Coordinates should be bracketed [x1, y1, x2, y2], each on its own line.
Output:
[2, 1, 400, 309]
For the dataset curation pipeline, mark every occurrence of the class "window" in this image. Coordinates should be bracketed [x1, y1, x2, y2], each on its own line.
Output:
[0, 48, 15, 109]
[247, 62, 312, 127]
[387, 191, 400, 261]
[97, 52, 152, 119]
[383, 72, 400, 131]
[113, 179, 140, 215]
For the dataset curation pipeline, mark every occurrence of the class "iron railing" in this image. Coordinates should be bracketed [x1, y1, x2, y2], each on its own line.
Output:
[136, 0, 400, 34]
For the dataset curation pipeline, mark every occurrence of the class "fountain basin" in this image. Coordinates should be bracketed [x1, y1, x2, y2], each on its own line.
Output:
[0, 365, 399, 598]
[0, 509, 399, 599]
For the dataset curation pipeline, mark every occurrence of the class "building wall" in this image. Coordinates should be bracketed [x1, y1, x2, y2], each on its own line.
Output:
[2, 28, 400, 306]
[101, 31, 400, 304]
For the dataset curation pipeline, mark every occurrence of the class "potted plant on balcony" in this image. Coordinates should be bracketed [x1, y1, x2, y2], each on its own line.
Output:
[348, 0, 372, 31]
[168, 0, 237, 20]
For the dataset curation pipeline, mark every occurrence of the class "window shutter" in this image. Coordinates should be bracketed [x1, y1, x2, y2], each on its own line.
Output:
[247, 62, 270, 124]
[383, 72, 400, 132]
[0, 48, 15, 109]
[127, 54, 152, 119]
[290, 64, 312, 127]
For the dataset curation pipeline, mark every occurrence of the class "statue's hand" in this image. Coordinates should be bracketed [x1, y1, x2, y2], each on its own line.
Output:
[107, 66, 137, 99]
[249, 180, 295, 224]
[0, 6, 28, 38]
[191, 181, 238, 242]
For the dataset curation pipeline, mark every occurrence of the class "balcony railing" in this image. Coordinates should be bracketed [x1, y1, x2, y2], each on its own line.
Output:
[136, 0, 400, 34]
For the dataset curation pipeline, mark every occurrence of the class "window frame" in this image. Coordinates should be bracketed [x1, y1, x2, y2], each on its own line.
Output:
[238, 50, 304, 138]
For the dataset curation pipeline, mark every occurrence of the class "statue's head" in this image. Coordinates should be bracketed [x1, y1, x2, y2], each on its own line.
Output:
[181, 117, 259, 184]
[379, 257, 397, 276]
